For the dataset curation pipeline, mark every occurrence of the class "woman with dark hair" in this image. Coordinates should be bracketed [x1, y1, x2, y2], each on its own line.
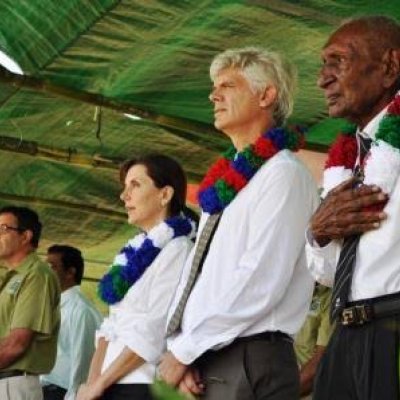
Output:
[77, 154, 197, 400]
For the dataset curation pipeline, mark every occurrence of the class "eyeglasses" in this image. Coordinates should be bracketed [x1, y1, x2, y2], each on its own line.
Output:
[0, 224, 23, 234]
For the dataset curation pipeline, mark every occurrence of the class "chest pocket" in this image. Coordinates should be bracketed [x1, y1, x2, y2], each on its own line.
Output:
[5, 275, 23, 296]
[308, 297, 321, 317]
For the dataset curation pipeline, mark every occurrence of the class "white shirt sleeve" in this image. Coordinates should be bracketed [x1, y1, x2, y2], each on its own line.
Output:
[65, 307, 102, 400]
[116, 238, 191, 364]
[97, 311, 117, 343]
[170, 161, 318, 364]
[305, 228, 341, 287]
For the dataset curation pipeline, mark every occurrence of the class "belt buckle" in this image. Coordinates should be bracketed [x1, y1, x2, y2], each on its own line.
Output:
[341, 308, 355, 325]
[341, 305, 372, 326]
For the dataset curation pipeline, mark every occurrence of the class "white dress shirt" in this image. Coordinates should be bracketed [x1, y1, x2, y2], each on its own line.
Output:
[97, 236, 193, 383]
[41, 286, 103, 400]
[168, 150, 319, 365]
[306, 108, 400, 301]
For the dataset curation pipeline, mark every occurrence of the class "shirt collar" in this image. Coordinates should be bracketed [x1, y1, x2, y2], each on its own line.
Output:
[61, 285, 80, 305]
[357, 89, 400, 139]
[13, 252, 39, 274]
[357, 106, 387, 140]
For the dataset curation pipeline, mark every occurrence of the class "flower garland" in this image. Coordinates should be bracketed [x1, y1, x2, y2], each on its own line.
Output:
[98, 215, 196, 305]
[198, 126, 305, 214]
[322, 94, 400, 205]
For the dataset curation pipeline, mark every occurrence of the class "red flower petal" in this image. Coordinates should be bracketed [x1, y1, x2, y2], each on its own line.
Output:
[224, 168, 247, 191]
[388, 95, 400, 115]
[199, 157, 230, 191]
[325, 134, 357, 169]
[254, 138, 278, 158]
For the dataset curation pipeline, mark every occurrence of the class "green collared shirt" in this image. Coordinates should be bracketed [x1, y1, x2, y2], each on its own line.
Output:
[295, 284, 334, 366]
[0, 252, 60, 374]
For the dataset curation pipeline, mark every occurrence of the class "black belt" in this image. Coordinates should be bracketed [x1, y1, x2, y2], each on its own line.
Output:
[339, 292, 400, 326]
[0, 370, 31, 380]
[236, 330, 293, 344]
[43, 384, 67, 395]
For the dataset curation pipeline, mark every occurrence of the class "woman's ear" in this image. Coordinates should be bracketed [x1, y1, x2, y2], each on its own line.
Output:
[259, 85, 277, 109]
[160, 185, 174, 208]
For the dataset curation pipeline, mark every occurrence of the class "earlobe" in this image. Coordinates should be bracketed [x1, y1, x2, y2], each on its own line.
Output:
[67, 267, 77, 281]
[23, 230, 33, 246]
[161, 186, 174, 207]
[259, 85, 278, 109]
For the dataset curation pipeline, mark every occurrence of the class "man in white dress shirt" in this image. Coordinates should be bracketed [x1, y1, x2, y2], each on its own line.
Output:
[42, 245, 102, 400]
[159, 47, 318, 399]
[306, 16, 400, 399]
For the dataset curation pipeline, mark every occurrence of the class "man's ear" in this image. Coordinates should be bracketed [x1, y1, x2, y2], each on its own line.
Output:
[259, 85, 278, 109]
[67, 267, 77, 281]
[22, 230, 33, 246]
[382, 48, 400, 89]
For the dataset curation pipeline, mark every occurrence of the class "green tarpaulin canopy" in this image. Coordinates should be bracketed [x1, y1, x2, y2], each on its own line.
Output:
[0, 1, 398, 289]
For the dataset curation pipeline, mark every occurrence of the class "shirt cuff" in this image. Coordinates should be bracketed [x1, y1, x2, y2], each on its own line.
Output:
[305, 227, 331, 248]
[96, 317, 117, 343]
[119, 330, 164, 364]
[168, 334, 202, 365]
[168, 331, 223, 365]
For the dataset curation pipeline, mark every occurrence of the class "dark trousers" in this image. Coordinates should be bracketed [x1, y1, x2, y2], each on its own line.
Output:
[101, 383, 153, 400]
[313, 315, 400, 400]
[197, 332, 299, 400]
[42, 384, 67, 400]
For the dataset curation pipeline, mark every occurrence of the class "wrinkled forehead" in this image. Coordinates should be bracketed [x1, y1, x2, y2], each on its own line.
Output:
[322, 23, 372, 57]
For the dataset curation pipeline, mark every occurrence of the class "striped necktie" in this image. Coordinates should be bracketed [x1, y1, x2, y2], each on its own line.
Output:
[330, 135, 372, 322]
[166, 212, 221, 336]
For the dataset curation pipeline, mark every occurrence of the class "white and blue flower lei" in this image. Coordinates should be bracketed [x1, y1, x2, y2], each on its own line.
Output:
[98, 215, 196, 304]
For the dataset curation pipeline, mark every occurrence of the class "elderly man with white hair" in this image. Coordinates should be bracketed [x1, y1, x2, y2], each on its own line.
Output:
[159, 47, 319, 400]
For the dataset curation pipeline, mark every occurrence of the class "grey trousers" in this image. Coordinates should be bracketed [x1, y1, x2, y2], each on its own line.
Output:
[197, 334, 299, 400]
[0, 375, 43, 400]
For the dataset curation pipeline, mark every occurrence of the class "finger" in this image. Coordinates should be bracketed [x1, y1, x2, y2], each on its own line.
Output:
[331, 220, 383, 238]
[328, 177, 358, 195]
[179, 382, 197, 399]
[331, 193, 387, 216]
[183, 371, 204, 394]
[192, 368, 205, 390]
[179, 381, 193, 394]
[344, 185, 385, 202]
[339, 210, 386, 225]
[337, 195, 388, 214]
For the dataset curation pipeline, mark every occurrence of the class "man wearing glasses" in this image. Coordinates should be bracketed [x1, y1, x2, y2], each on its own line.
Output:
[0, 206, 60, 400]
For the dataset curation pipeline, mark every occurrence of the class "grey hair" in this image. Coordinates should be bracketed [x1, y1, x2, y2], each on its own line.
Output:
[210, 47, 297, 126]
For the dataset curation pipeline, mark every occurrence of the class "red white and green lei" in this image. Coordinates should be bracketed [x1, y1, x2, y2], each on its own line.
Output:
[198, 126, 305, 214]
[322, 93, 400, 200]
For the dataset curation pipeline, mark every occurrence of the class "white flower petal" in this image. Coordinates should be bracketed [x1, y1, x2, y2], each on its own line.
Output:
[364, 140, 400, 194]
[114, 253, 127, 266]
[128, 234, 145, 249]
[322, 166, 352, 198]
[150, 222, 174, 247]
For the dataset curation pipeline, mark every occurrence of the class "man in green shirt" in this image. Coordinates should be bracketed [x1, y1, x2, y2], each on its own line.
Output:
[295, 283, 333, 399]
[0, 206, 60, 400]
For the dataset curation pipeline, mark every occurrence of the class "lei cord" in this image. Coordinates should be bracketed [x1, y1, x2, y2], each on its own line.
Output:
[325, 127, 388, 212]
[198, 125, 305, 214]
[324, 94, 400, 212]
[97, 214, 195, 305]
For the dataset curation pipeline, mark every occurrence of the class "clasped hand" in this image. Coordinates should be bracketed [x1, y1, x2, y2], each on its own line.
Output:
[311, 178, 388, 246]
